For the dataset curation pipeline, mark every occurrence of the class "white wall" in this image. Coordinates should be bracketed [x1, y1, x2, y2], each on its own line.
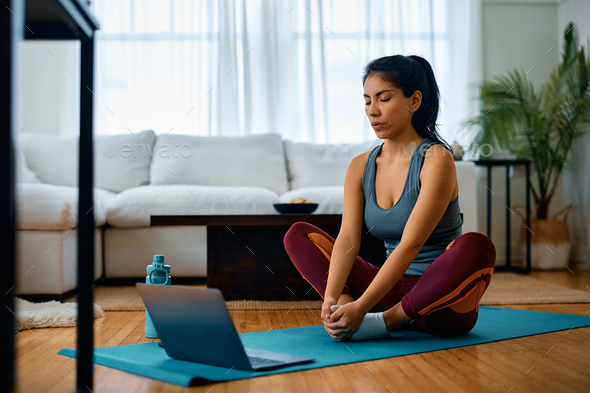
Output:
[483, 0, 560, 90]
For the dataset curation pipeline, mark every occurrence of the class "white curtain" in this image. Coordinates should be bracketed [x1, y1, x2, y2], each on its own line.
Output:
[92, 0, 482, 145]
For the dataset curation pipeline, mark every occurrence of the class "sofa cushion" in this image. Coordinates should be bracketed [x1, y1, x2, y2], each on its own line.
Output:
[19, 130, 156, 193]
[16, 184, 114, 230]
[15, 141, 41, 184]
[284, 139, 382, 190]
[107, 185, 281, 228]
[149, 133, 289, 195]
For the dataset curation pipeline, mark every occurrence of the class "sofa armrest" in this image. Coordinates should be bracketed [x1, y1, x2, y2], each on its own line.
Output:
[455, 161, 478, 234]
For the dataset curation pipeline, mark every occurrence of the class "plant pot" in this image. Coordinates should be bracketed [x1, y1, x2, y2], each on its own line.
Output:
[512, 203, 574, 270]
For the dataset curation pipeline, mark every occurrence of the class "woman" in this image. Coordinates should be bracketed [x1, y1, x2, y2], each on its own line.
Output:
[283, 54, 496, 341]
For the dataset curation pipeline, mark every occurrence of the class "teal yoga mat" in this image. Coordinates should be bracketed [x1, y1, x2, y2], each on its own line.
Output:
[59, 306, 590, 387]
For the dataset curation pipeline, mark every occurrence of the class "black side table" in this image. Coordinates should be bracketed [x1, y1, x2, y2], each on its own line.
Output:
[473, 160, 532, 273]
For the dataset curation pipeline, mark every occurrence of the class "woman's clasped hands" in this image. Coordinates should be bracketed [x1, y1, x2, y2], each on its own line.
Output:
[321, 298, 367, 340]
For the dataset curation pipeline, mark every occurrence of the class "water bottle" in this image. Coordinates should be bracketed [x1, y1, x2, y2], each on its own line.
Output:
[144, 254, 171, 338]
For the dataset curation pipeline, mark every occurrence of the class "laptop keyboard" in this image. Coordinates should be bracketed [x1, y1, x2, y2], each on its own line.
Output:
[248, 355, 286, 368]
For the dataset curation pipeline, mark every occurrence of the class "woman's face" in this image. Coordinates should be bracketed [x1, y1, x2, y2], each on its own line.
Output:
[363, 74, 420, 138]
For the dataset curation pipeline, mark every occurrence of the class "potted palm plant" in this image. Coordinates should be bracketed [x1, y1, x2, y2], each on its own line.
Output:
[462, 22, 590, 270]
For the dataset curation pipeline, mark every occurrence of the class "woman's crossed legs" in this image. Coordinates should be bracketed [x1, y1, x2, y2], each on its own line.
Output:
[284, 221, 496, 337]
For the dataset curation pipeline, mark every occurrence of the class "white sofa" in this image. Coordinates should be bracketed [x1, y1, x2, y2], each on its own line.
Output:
[15, 131, 478, 295]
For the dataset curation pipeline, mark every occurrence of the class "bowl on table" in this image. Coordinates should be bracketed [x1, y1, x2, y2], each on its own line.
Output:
[273, 203, 319, 214]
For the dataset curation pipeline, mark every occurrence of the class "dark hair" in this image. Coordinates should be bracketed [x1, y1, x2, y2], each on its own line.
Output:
[362, 54, 452, 153]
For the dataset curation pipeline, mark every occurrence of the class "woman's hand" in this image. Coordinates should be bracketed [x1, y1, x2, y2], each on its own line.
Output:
[321, 298, 338, 325]
[323, 301, 367, 340]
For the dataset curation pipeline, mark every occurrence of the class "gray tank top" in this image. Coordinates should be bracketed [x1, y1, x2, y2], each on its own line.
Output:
[361, 137, 463, 275]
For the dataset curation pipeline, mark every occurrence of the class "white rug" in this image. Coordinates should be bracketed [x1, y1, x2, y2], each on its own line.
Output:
[14, 298, 104, 332]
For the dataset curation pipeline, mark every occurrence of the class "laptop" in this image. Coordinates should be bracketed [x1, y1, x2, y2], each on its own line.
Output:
[136, 283, 315, 371]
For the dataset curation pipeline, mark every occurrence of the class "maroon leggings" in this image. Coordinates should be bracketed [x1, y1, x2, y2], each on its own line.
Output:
[284, 222, 496, 336]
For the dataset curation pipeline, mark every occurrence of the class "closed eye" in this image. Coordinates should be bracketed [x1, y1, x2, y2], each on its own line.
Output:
[365, 98, 391, 106]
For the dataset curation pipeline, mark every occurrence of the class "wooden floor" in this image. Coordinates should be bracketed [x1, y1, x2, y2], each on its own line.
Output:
[14, 268, 590, 393]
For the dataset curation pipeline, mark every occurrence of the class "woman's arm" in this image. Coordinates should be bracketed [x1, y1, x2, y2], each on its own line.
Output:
[353, 243, 419, 313]
[323, 153, 367, 301]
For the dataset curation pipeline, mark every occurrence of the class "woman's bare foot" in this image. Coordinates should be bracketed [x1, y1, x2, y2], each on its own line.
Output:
[337, 293, 354, 305]
[382, 302, 413, 333]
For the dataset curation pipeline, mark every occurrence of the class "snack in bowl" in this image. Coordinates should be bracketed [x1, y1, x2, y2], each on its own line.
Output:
[284, 197, 315, 204]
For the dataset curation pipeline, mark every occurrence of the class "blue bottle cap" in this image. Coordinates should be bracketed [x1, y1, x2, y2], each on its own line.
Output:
[153, 255, 165, 263]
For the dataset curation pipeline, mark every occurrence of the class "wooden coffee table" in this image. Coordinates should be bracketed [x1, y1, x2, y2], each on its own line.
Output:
[150, 214, 386, 300]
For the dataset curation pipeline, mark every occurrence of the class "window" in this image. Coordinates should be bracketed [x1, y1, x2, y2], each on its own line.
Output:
[92, 0, 482, 145]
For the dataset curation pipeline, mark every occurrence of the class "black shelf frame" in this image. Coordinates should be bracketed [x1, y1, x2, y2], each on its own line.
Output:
[1, 1, 99, 392]
[473, 159, 532, 274]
